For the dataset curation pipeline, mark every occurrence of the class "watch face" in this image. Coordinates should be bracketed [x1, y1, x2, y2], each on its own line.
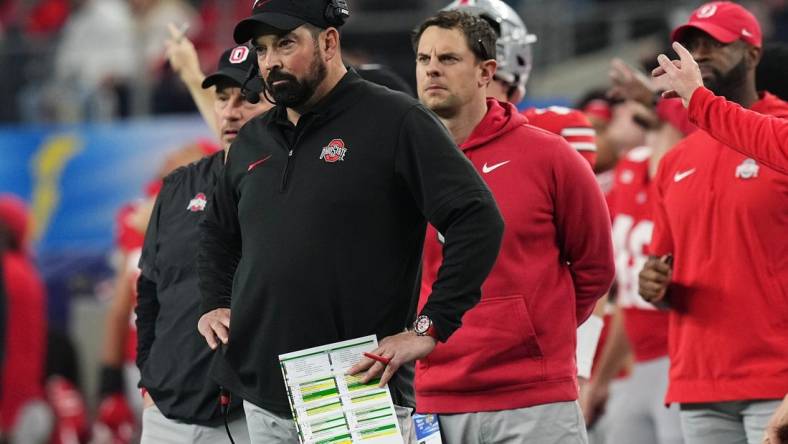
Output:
[415, 315, 431, 334]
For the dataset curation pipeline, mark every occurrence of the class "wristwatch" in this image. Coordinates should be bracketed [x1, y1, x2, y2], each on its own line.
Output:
[413, 315, 438, 340]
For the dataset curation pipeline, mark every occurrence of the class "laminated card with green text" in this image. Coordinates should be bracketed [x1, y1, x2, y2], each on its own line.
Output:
[279, 335, 405, 444]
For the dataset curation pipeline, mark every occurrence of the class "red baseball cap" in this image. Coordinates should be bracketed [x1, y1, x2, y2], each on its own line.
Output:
[671, 1, 762, 48]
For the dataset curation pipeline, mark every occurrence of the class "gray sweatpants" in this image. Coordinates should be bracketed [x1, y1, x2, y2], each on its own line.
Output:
[605, 357, 683, 444]
[679, 400, 781, 444]
[438, 401, 589, 444]
[140, 405, 251, 444]
[243, 400, 416, 444]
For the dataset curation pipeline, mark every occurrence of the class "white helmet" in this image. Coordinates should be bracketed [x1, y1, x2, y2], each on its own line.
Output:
[443, 0, 537, 92]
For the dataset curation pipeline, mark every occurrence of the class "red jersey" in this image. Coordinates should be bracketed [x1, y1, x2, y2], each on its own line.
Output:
[416, 99, 614, 413]
[1, 252, 47, 431]
[114, 203, 143, 363]
[651, 92, 788, 404]
[523, 106, 597, 168]
[608, 146, 669, 363]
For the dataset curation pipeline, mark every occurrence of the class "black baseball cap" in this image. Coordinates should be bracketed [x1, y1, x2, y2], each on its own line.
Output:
[234, 0, 339, 44]
[201, 45, 261, 92]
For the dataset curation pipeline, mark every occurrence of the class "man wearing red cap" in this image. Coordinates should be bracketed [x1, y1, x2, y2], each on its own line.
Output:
[638, 2, 788, 443]
[653, 41, 788, 176]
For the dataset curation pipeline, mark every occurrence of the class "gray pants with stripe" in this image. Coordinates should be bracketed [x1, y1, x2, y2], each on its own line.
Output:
[679, 399, 781, 444]
[140, 405, 251, 444]
[243, 400, 416, 443]
[438, 401, 589, 444]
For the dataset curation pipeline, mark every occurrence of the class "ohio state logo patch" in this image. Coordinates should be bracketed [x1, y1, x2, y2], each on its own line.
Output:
[229, 46, 249, 64]
[187, 192, 207, 212]
[319, 138, 348, 163]
[696, 4, 718, 18]
[735, 158, 759, 179]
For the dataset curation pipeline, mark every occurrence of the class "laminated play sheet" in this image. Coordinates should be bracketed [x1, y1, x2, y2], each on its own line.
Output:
[279, 335, 404, 444]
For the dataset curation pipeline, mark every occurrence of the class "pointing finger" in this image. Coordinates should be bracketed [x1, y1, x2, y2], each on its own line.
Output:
[673, 41, 694, 64]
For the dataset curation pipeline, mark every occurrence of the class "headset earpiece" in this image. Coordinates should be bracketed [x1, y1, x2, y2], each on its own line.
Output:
[324, 0, 350, 27]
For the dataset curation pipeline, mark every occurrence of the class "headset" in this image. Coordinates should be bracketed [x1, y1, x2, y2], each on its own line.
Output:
[242, 0, 351, 104]
[325, 0, 350, 27]
[241, 63, 263, 104]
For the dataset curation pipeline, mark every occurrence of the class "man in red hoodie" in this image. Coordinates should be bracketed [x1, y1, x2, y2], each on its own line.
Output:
[412, 10, 615, 443]
[443, 0, 598, 170]
[639, 3, 788, 443]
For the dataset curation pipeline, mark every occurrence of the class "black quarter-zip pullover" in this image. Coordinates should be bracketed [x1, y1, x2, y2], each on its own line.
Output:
[198, 70, 504, 413]
[136, 151, 244, 425]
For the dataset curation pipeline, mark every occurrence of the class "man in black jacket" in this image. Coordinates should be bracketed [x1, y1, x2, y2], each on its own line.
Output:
[196, 1, 504, 442]
[134, 45, 273, 443]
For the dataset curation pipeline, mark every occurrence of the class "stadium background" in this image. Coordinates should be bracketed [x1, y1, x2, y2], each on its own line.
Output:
[0, 0, 786, 410]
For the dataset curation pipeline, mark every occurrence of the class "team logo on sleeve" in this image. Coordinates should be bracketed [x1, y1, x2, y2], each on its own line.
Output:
[735, 158, 759, 179]
[187, 193, 207, 212]
[319, 139, 348, 163]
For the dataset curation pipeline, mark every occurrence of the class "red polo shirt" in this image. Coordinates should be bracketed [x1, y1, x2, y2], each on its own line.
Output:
[651, 92, 788, 404]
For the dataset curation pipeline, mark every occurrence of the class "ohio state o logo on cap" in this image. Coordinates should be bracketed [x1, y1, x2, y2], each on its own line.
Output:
[696, 4, 718, 18]
[229, 46, 249, 64]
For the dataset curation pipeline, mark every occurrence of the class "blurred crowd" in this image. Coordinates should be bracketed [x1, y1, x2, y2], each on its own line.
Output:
[0, 0, 787, 123]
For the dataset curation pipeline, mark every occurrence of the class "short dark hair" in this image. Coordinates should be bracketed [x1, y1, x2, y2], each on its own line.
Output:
[412, 10, 497, 62]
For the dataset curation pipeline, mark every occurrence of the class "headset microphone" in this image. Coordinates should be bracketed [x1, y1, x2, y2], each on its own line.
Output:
[241, 63, 261, 104]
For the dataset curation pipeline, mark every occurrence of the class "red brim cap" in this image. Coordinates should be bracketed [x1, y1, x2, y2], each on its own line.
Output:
[671, 21, 740, 45]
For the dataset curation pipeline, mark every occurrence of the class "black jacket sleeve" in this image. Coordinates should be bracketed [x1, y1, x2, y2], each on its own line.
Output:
[394, 105, 504, 341]
[135, 193, 163, 374]
[198, 152, 242, 315]
[135, 274, 158, 374]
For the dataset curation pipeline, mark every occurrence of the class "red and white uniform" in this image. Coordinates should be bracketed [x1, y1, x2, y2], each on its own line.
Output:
[523, 106, 597, 168]
[608, 146, 669, 362]
[0, 251, 47, 432]
[651, 92, 788, 404]
[114, 202, 144, 364]
[416, 99, 614, 413]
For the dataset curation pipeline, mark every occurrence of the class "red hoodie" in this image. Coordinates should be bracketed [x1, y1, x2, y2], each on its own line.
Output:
[651, 92, 788, 404]
[416, 99, 615, 413]
[0, 251, 47, 431]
